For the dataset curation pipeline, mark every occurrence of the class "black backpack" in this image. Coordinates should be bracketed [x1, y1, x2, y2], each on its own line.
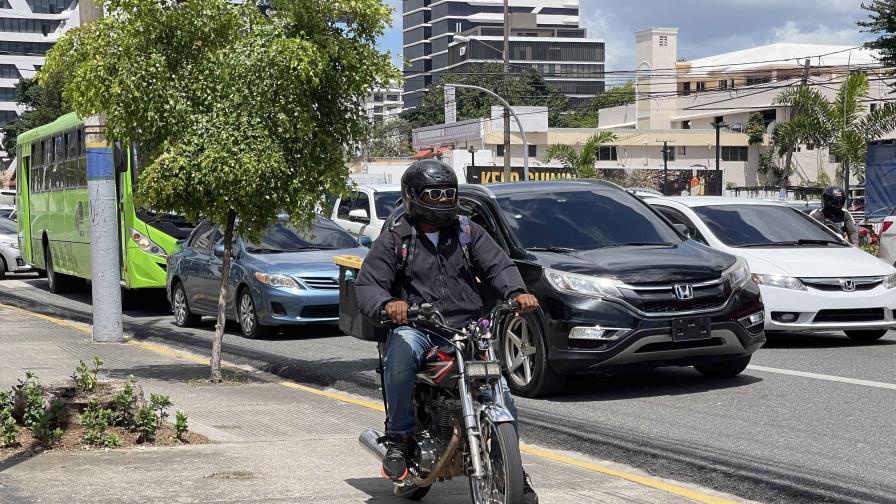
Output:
[390, 215, 475, 276]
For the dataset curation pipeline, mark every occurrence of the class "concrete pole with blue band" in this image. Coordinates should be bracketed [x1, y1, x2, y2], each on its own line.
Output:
[86, 115, 123, 343]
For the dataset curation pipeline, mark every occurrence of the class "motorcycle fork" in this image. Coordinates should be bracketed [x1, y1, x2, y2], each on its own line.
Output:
[455, 351, 486, 479]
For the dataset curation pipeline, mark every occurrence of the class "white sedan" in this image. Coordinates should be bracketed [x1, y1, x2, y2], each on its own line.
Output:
[648, 197, 896, 342]
[0, 216, 30, 279]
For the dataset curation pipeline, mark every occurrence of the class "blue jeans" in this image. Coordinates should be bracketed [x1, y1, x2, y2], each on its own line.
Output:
[383, 325, 519, 437]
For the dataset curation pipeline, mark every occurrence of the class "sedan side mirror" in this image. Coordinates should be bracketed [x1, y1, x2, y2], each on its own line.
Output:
[213, 244, 226, 257]
[673, 223, 691, 238]
[348, 208, 370, 223]
[358, 235, 372, 248]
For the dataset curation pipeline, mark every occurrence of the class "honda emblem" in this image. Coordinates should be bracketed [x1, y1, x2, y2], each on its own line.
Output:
[840, 279, 856, 292]
[674, 284, 694, 300]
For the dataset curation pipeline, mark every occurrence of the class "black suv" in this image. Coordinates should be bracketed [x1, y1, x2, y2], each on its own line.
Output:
[384, 180, 765, 397]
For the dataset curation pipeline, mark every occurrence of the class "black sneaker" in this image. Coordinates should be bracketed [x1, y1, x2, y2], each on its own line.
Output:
[523, 470, 539, 504]
[381, 436, 411, 481]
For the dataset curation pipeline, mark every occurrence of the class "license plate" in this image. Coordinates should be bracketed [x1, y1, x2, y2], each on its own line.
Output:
[671, 317, 712, 342]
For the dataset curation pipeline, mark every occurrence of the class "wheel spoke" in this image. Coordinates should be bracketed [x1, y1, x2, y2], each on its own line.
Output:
[506, 329, 523, 347]
[523, 357, 532, 383]
[509, 354, 525, 373]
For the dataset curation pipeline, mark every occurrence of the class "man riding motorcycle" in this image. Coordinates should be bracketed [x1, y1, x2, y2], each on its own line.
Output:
[354, 159, 539, 503]
[809, 186, 859, 246]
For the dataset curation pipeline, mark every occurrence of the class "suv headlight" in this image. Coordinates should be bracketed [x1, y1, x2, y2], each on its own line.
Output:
[544, 268, 623, 298]
[255, 272, 302, 290]
[723, 258, 751, 290]
[883, 273, 896, 289]
[751, 273, 806, 291]
[130, 228, 166, 257]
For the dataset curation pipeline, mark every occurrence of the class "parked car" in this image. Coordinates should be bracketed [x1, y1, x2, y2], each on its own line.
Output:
[331, 185, 402, 242]
[0, 216, 30, 278]
[626, 187, 664, 200]
[382, 181, 765, 397]
[648, 197, 896, 342]
[166, 215, 368, 338]
[0, 206, 14, 220]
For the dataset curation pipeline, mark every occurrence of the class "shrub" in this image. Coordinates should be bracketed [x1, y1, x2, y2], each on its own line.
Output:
[15, 372, 45, 428]
[72, 357, 103, 395]
[174, 411, 188, 442]
[134, 405, 157, 443]
[31, 400, 66, 446]
[149, 394, 172, 428]
[1, 408, 17, 447]
[111, 376, 138, 429]
[80, 400, 120, 448]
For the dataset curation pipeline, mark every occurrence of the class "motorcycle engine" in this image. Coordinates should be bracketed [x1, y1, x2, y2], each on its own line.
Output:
[413, 434, 442, 474]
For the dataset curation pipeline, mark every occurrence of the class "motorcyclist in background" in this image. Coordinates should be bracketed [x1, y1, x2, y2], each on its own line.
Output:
[809, 186, 859, 246]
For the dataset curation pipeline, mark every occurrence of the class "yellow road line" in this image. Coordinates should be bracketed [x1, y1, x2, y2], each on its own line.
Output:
[0, 303, 91, 334]
[3, 303, 740, 504]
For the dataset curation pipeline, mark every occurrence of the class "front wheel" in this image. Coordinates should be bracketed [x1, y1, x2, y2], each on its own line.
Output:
[172, 282, 201, 327]
[468, 419, 524, 504]
[238, 288, 269, 339]
[694, 356, 752, 378]
[501, 313, 565, 398]
[845, 329, 888, 342]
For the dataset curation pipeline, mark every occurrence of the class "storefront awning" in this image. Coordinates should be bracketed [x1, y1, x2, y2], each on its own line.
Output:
[434, 145, 453, 155]
[412, 149, 433, 159]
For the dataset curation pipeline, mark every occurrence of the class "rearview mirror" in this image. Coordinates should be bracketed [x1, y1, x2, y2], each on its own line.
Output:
[673, 223, 690, 238]
[348, 208, 369, 223]
[358, 235, 372, 248]
[213, 244, 225, 257]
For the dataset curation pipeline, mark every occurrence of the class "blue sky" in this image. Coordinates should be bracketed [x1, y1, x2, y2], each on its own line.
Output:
[378, 0, 877, 82]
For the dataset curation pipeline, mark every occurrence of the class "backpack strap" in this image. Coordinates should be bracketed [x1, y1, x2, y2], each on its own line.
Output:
[456, 215, 474, 274]
[390, 217, 416, 274]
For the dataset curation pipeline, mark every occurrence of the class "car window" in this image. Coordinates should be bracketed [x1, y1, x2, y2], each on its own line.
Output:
[336, 192, 356, 219]
[352, 192, 371, 218]
[189, 222, 220, 251]
[496, 189, 681, 250]
[243, 217, 358, 252]
[0, 217, 15, 234]
[692, 205, 848, 247]
[373, 191, 402, 219]
[460, 198, 507, 251]
[654, 206, 708, 244]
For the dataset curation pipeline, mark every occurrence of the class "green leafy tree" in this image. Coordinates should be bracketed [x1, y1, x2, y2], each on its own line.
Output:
[1, 73, 70, 157]
[860, 1, 896, 66]
[542, 131, 618, 178]
[42, 0, 398, 382]
[591, 81, 635, 110]
[364, 117, 414, 158]
[401, 64, 570, 129]
[773, 73, 896, 188]
[744, 112, 767, 185]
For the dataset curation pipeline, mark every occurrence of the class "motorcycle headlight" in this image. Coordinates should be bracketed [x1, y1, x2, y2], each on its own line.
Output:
[254, 272, 302, 290]
[883, 273, 896, 289]
[723, 258, 751, 290]
[130, 228, 166, 257]
[544, 268, 623, 298]
[751, 273, 806, 291]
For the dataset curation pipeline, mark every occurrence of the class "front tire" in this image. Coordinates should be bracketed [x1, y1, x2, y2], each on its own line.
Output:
[695, 356, 752, 378]
[468, 420, 524, 504]
[845, 329, 888, 342]
[238, 288, 269, 339]
[45, 246, 69, 294]
[172, 282, 201, 327]
[501, 313, 564, 398]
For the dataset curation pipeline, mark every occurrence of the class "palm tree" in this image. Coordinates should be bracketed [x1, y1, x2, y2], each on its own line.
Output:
[773, 72, 896, 192]
[542, 131, 618, 178]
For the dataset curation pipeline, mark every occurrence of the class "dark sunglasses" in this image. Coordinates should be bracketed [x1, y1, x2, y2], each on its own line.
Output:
[421, 188, 457, 200]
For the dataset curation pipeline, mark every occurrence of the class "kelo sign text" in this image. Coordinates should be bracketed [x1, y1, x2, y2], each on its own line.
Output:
[466, 166, 576, 184]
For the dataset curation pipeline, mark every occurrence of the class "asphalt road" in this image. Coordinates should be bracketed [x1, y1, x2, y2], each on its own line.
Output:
[3, 275, 896, 504]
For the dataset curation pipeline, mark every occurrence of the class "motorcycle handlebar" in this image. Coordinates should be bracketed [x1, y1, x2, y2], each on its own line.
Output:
[378, 299, 521, 325]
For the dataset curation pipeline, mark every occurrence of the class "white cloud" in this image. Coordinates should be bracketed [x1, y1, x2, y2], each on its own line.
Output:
[771, 21, 866, 46]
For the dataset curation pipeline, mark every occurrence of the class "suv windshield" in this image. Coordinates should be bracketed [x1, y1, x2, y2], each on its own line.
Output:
[244, 217, 358, 253]
[692, 205, 848, 247]
[374, 191, 402, 218]
[497, 189, 680, 250]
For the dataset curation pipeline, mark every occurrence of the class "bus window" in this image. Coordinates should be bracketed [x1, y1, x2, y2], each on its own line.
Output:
[30, 165, 40, 193]
[77, 128, 84, 157]
[32, 141, 41, 168]
[66, 131, 76, 160]
[43, 139, 52, 165]
[54, 135, 64, 162]
[78, 157, 87, 187]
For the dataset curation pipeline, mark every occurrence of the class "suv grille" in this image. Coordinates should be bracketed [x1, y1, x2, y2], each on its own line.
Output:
[814, 308, 885, 323]
[800, 277, 882, 292]
[620, 278, 729, 315]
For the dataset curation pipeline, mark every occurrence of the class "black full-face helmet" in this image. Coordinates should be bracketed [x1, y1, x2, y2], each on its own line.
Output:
[822, 186, 846, 212]
[401, 159, 458, 227]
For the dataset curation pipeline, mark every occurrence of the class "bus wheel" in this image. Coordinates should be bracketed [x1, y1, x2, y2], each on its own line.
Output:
[45, 247, 68, 294]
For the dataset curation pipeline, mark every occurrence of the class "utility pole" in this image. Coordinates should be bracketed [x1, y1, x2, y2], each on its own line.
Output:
[661, 141, 672, 196]
[82, 0, 123, 343]
[502, 0, 511, 182]
[712, 119, 727, 195]
[782, 59, 811, 198]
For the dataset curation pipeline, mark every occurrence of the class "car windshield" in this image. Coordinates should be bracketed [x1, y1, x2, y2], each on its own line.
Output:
[0, 217, 15, 234]
[692, 204, 848, 247]
[243, 217, 358, 253]
[497, 189, 680, 250]
[374, 191, 402, 218]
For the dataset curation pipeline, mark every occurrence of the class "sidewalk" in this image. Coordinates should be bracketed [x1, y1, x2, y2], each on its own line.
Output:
[0, 304, 751, 504]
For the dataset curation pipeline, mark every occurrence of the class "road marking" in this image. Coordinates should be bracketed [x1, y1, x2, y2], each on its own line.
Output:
[0, 303, 91, 334]
[3, 303, 743, 504]
[748, 365, 896, 390]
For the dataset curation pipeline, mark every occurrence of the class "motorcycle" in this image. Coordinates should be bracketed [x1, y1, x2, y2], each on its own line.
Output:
[359, 300, 525, 503]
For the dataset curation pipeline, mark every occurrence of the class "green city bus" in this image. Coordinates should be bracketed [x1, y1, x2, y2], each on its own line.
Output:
[16, 112, 193, 293]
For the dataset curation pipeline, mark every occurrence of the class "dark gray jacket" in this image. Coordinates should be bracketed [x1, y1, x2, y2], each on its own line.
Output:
[355, 215, 527, 327]
[809, 208, 859, 245]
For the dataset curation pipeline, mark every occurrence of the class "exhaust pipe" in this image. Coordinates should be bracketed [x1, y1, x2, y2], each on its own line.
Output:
[359, 430, 387, 461]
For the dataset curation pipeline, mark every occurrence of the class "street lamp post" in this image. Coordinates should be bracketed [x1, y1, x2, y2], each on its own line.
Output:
[467, 145, 477, 167]
[445, 83, 529, 181]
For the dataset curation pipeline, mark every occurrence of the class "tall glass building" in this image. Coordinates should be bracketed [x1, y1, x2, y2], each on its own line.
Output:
[402, 0, 604, 109]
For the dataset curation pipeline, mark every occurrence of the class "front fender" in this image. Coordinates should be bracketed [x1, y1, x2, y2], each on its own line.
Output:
[479, 403, 515, 425]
